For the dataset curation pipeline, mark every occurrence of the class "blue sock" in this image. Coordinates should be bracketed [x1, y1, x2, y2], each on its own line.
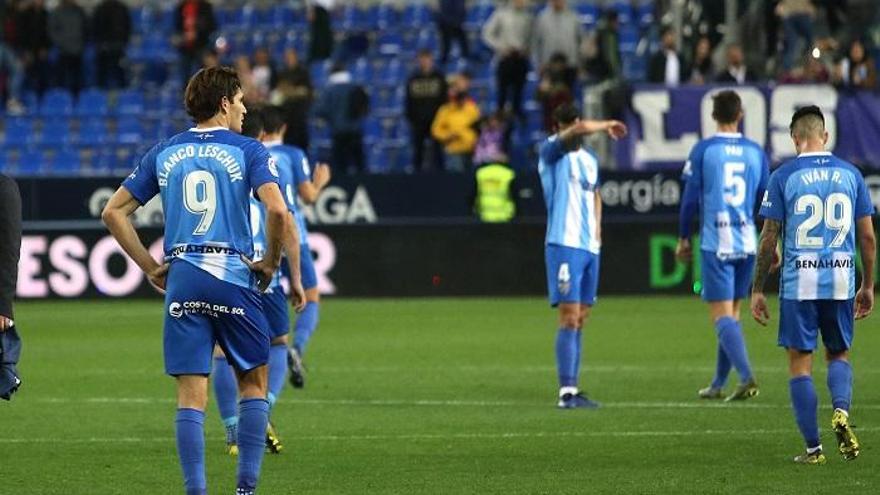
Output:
[573, 330, 583, 384]
[555, 328, 578, 388]
[175, 408, 206, 495]
[789, 376, 821, 449]
[827, 359, 853, 412]
[267, 344, 288, 409]
[293, 302, 320, 354]
[237, 398, 270, 491]
[715, 317, 753, 383]
[212, 356, 239, 425]
[711, 344, 732, 389]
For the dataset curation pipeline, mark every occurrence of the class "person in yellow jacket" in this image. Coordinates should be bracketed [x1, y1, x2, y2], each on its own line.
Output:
[431, 73, 481, 172]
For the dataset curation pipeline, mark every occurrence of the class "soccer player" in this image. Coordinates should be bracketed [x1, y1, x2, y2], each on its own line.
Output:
[676, 90, 769, 401]
[538, 103, 626, 409]
[752, 105, 875, 464]
[102, 66, 288, 495]
[212, 107, 306, 456]
[257, 105, 331, 389]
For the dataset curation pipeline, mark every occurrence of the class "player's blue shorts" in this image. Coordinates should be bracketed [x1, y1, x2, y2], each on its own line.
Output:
[545, 244, 600, 307]
[163, 260, 270, 375]
[779, 299, 854, 353]
[262, 286, 290, 338]
[300, 243, 317, 290]
[700, 252, 755, 302]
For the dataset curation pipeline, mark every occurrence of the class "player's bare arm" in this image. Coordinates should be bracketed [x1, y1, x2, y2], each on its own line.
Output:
[298, 163, 331, 204]
[248, 182, 287, 291]
[750, 219, 781, 325]
[101, 187, 168, 291]
[283, 211, 307, 312]
[855, 215, 875, 320]
[557, 120, 627, 146]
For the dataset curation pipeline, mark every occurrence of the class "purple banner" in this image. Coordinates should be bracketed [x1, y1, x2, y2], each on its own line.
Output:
[616, 84, 880, 171]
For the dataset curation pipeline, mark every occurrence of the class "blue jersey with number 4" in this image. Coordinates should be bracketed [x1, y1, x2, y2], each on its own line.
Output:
[123, 127, 280, 290]
[760, 152, 874, 300]
[682, 133, 769, 258]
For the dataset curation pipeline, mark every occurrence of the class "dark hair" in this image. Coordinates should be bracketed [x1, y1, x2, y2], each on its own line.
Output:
[261, 105, 286, 134]
[660, 25, 675, 38]
[711, 90, 742, 124]
[241, 106, 264, 139]
[184, 66, 242, 123]
[789, 105, 825, 134]
[553, 103, 580, 126]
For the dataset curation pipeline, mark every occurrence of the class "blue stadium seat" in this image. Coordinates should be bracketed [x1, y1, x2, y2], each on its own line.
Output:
[78, 119, 111, 146]
[3, 118, 35, 146]
[402, 4, 432, 28]
[310, 61, 331, 87]
[350, 58, 373, 83]
[39, 120, 72, 147]
[613, 1, 634, 25]
[363, 118, 383, 145]
[575, 3, 599, 29]
[40, 89, 74, 117]
[377, 59, 407, 87]
[17, 149, 44, 176]
[464, 3, 495, 29]
[375, 4, 399, 29]
[117, 118, 144, 144]
[48, 149, 81, 175]
[619, 25, 641, 53]
[416, 30, 439, 52]
[116, 90, 146, 115]
[76, 89, 110, 117]
[636, 3, 655, 26]
[375, 32, 404, 57]
[340, 5, 367, 30]
[267, 4, 296, 28]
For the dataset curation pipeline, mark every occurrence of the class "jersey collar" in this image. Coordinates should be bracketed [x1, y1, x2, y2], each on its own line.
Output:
[797, 151, 832, 157]
[189, 126, 227, 132]
[714, 132, 742, 138]
[263, 139, 283, 147]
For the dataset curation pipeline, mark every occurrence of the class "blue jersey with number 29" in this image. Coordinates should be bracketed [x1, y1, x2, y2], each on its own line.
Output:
[759, 152, 874, 300]
[123, 127, 280, 291]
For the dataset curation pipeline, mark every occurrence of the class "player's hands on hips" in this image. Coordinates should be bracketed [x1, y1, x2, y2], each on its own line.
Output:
[0, 315, 12, 332]
[290, 278, 307, 313]
[675, 238, 692, 263]
[147, 263, 170, 294]
[313, 163, 331, 188]
[751, 292, 770, 326]
[855, 285, 874, 320]
[244, 258, 277, 293]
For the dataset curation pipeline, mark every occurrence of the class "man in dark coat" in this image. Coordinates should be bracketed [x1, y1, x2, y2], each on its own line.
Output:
[0, 174, 22, 400]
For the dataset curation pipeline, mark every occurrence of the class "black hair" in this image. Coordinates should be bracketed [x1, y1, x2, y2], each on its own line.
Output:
[184, 66, 242, 123]
[789, 105, 825, 134]
[241, 106, 264, 139]
[711, 90, 742, 124]
[553, 103, 580, 126]
[261, 105, 286, 134]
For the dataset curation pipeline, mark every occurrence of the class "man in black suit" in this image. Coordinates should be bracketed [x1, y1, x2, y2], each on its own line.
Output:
[0, 174, 22, 400]
[715, 44, 755, 85]
[648, 26, 688, 85]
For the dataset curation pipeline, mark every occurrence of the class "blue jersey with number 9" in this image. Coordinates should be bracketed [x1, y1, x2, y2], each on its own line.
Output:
[682, 133, 769, 258]
[122, 127, 280, 291]
[759, 152, 874, 300]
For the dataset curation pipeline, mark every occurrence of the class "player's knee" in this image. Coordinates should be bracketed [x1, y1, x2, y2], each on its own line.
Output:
[825, 349, 849, 363]
[306, 288, 320, 303]
[237, 366, 268, 399]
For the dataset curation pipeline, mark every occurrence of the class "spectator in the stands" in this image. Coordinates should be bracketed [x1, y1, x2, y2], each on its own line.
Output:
[0, 3, 24, 114]
[833, 39, 876, 90]
[92, 0, 130, 89]
[481, 0, 532, 118]
[473, 110, 512, 167]
[688, 36, 713, 84]
[647, 26, 687, 86]
[591, 9, 621, 82]
[271, 48, 312, 150]
[715, 43, 755, 85]
[174, 0, 217, 82]
[780, 52, 830, 84]
[234, 55, 259, 104]
[532, 0, 582, 71]
[435, 0, 469, 64]
[315, 63, 369, 173]
[14, 0, 50, 95]
[431, 72, 481, 172]
[777, 0, 815, 72]
[48, 0, 87, 95]
[251, 47, 275, 104]
[405, 49, 447, 172]
[536, 52, 576, 131]
[200, 49, 219, 69]
[308, 0, 334, 63]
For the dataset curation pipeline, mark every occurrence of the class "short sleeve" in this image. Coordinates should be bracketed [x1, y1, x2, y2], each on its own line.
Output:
[759, 170, 785, 221]
[247, 141, 280, 192]
[291, 149, 310, 186]
[122, 144, 161, 205]
[855, 172, 875, 218]
[539, 136, 565, 165]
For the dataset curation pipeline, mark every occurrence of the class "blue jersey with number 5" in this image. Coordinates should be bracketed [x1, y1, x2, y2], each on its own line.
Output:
[122, 127, 280, 290]
[760, 152, 874, 300]
[682, 133, 769, 258]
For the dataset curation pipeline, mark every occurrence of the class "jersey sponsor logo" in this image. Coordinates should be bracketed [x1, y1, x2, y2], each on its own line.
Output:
[169, 244, 238, 257]
[714, 218, 748, 228]
[761, 190, 772, 209]
[794, 257, 854, 270]
[168, 300, 247, 318]
[168, 302, 183, 318]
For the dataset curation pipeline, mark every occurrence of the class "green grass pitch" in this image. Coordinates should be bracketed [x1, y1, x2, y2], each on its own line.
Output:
[3, 297, 880, 494]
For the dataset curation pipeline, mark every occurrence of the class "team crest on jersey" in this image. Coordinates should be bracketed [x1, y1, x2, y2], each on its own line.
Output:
[268, 157, 279, 177]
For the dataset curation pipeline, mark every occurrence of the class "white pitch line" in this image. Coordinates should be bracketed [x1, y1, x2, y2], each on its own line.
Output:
[30, 396, 880, 410]
[4, 427, 880, 445]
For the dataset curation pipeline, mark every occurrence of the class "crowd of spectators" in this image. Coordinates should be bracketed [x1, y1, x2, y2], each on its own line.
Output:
[1, 0, 880, 174]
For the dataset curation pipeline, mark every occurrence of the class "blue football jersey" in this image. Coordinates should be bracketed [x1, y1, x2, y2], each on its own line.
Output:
[538, 135, 601, 254]
[123, 127, 279, 290]
[682, 133, 769, 258]
[760, 152, 874, 300]
[266, 141, 310, 242]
